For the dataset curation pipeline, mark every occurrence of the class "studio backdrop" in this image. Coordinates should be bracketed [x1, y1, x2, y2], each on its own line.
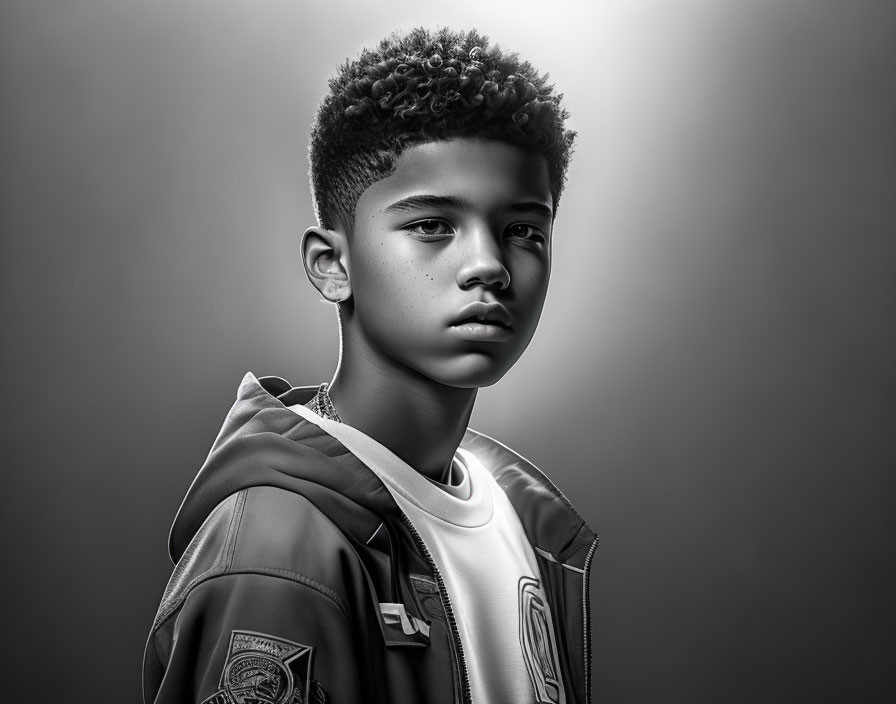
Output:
[1, 1, 894, 702]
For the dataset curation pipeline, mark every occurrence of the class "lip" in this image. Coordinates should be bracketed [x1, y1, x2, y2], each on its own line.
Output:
[449, 321, 514, 342]
[450, 301, 512, 328]
[449, 301, 513, 342]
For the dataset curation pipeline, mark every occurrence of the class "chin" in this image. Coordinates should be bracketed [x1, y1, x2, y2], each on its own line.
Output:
[428, 353, 518, 389]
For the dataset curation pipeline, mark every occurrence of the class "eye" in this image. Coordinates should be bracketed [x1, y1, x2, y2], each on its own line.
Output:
[505, 223, 546, 244]
[405, 219, 455, 239]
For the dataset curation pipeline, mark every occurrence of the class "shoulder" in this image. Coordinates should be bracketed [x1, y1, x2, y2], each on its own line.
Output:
[461, 427, 548, 486]
[461, 427, 598, 568]
[230, 486, 359, 587]
[155, 487, 363, 630]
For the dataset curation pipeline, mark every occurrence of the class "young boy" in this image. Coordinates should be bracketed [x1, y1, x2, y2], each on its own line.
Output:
[144, 27, 597, 704]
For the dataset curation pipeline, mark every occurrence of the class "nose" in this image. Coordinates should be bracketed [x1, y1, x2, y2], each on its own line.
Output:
[456, 226, 510, 290]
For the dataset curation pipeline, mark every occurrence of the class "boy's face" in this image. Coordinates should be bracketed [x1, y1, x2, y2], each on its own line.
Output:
[344, 137, 554, 388]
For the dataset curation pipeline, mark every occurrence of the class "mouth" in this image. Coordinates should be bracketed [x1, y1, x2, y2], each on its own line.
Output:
[449, 320, 513, 342]
[449, 302, 513, 341]
[453, 316, 509, 329]
[450, 301, 512, 329]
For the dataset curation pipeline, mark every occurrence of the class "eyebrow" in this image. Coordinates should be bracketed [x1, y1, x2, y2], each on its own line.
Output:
[383, 194, 554, 219]
[384, 195, 472, 214]
[506, 201, 554, 219]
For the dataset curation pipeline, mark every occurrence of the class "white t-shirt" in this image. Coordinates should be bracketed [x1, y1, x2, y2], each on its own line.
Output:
[286, 402, 567, 704]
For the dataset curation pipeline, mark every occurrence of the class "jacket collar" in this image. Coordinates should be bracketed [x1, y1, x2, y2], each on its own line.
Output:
[171, 371, 595, 570]
[258, 373, 597, 571]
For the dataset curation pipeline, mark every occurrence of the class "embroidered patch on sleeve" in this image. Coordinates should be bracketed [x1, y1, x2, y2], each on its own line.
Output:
[201, 630, 330, 704]
[519, 577, 566, 704]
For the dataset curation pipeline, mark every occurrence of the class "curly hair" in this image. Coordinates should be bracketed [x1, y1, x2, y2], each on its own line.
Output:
[308, 27, 576, 232]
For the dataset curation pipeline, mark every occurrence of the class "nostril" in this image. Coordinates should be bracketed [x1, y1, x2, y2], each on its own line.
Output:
[458, 256, 511, 290]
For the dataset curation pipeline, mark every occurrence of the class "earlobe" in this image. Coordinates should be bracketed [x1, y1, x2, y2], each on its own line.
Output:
[301, 226, 352, 303]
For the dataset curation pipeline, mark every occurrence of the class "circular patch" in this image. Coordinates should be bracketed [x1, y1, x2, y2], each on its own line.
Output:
[224, 652, 294, 704]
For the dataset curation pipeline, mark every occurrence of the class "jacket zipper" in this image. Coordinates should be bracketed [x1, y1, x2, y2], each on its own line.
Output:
[399, 513, 472, 704]
[582, 536, 599, 703]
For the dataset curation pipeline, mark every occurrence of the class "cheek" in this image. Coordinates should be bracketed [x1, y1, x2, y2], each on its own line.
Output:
[364, 246, 444, 301]
[353, 253, 439, 333]
[511, 254, 551, 300]
[354, 240, 398, 296]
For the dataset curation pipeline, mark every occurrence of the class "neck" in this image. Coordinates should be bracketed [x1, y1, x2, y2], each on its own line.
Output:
[326, 326, 477, 482]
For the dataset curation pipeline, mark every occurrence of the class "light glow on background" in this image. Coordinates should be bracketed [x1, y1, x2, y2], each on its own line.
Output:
[2, 1, 894, 701]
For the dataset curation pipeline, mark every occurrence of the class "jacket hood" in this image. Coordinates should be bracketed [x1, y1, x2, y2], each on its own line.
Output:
[168, 372, 397, 562]
[169, 372, 596, 570]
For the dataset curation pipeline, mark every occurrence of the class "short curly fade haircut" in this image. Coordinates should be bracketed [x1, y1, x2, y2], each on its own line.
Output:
[309, 27, 576, 232]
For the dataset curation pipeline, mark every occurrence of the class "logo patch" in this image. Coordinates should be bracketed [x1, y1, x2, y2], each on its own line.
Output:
[202, 630, 329, 704]
[519, 577, 566, 704]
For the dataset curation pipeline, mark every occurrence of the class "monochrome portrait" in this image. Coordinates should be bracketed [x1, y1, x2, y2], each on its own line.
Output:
[2, 1, 893, 702]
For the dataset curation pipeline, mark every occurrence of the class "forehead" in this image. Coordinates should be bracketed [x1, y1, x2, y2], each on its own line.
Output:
[356, 138, 553, 216]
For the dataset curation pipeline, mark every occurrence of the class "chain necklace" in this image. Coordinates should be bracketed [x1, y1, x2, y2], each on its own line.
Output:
[305, 382, 343, 423]
[307, 383, 461, 484]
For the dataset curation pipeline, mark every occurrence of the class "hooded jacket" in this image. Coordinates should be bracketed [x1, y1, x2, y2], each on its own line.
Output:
[143, 373, 598, 704]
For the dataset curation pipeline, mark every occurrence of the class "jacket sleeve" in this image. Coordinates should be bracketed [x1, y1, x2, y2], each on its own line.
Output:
[145, 570, 363, 704]
[144, 488, 378, 704]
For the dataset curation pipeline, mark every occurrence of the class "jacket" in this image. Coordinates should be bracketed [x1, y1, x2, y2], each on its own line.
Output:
[143, 372, 598, 704]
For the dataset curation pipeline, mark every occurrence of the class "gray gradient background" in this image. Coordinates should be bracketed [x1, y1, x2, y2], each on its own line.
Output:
[2, 0, 894, 702]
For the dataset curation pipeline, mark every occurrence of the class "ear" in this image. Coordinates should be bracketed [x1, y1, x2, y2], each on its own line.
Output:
[301, 226, 352, 303]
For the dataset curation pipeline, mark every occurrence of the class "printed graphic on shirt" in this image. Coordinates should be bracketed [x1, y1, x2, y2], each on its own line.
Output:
[519, 577, 566, 704]
[201, 630, 329, 704]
